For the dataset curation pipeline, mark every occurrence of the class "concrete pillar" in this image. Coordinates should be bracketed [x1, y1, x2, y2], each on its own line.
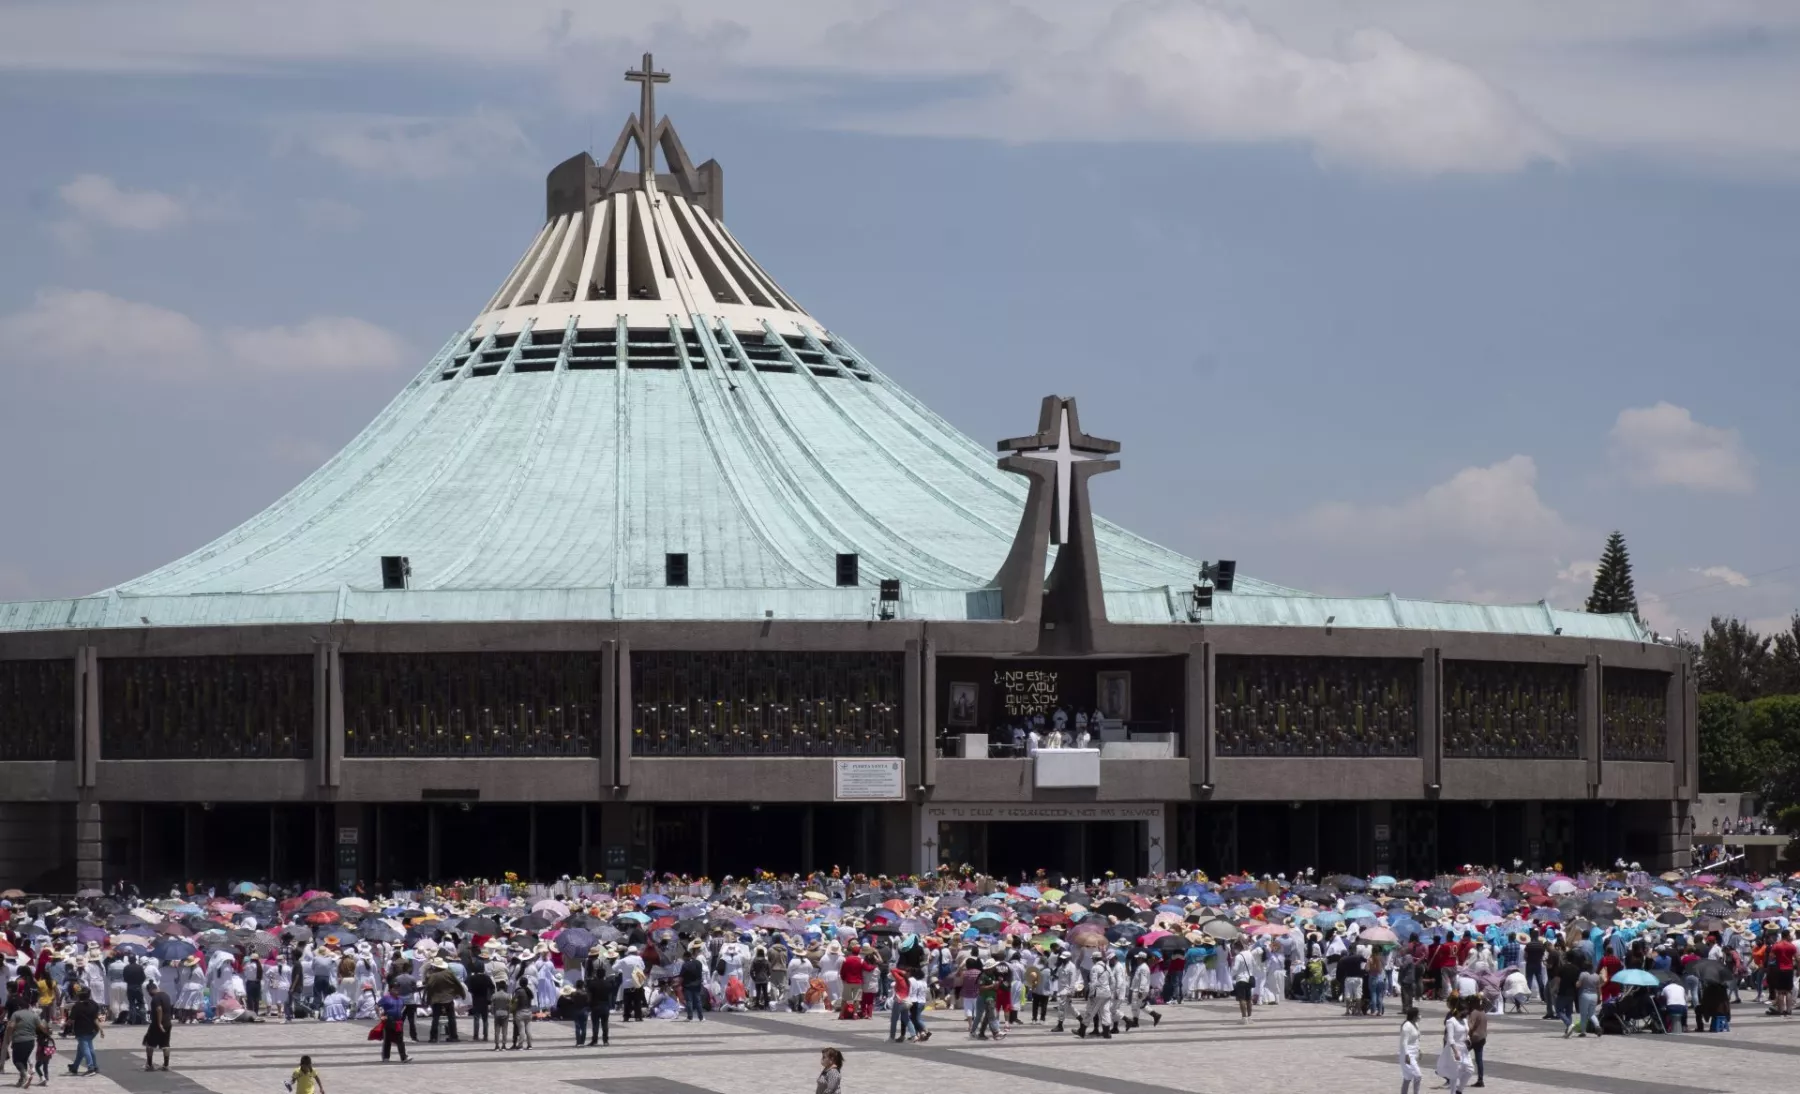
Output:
[313, 643, 343, 787]
[803, 807, 816, 873]
[597, 801, 630, 880]
[920, 637, 937, 787]
[333, 803, 364, 889]
[616, 639, 633, 788]
[1582, 655, 1602, 793]
[1186, 641, 1210, 788]
[76, 647, 99, 785]
[904, 639, 923, 789]
[1146, 808, 1167, 874]
[1420, 648, 1441, 793]
[74, 801, 102, 892]
[599, 639, 618, 788]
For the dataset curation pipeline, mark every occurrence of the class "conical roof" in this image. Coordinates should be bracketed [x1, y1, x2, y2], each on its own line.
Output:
[0, 58, 1646, 641]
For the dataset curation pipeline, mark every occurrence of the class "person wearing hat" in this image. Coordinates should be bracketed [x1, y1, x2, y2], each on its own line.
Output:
[1125, 950, 1160, 1030]
[616, 947, 648, 1023]
[785, 945, 815, 1013]
[173, 955, 206, 1024]
[423, 956, 465, 1043]
[1077, 951, 1115, 1039]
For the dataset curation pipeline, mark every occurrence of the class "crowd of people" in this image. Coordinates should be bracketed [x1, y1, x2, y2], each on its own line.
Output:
[1, 860, 1796, 1089]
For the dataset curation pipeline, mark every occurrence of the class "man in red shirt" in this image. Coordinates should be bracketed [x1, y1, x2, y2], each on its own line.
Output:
[1770, 930, 1797, 1018]
[838, 942, 865, 1021]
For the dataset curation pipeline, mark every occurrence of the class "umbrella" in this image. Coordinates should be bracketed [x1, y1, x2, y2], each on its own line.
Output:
[554, 928, 596, 954]
[515, 914, 551, 931]
[1656, 911, 1689, 926]
[457, 917, 503, 936]
[150, 938, 196, 963]
[1359, 926, 1398, 944]
[1612, 969, 1659, 987]
[1689, 959, 1727, 985]
[1200, 919, 1240, 940]
[533, 899, 571, 919]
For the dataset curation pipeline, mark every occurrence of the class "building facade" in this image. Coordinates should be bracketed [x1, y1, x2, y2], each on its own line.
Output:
[0, 60, 1694, 891]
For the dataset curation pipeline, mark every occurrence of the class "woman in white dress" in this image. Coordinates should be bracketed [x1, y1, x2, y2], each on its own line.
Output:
[1434, 999, 1475, 1094]
[266, 955, 291, 1015]
[174, 955, 208, 1022]
[818, 943, 844, 1011]
[1397, 1006, 1422, 1094]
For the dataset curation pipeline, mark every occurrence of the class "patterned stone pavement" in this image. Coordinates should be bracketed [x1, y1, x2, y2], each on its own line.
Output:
[54, 999, 1800, 1094]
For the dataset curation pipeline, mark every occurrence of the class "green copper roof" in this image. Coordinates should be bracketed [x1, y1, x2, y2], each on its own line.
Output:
[0, 129, 1649, 643]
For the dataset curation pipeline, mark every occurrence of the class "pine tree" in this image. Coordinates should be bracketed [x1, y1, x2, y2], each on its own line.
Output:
[1585, 530, 1640, 618]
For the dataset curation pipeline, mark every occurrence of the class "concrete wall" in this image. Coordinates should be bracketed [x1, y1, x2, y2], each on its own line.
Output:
[0, 620, 1691, 814]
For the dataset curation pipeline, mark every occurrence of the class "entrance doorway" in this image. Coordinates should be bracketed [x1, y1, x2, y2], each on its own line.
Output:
[937, 820, 1145, 881]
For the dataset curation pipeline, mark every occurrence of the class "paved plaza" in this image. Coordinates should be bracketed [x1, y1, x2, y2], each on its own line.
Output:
[59, 1000, 1797, 1094]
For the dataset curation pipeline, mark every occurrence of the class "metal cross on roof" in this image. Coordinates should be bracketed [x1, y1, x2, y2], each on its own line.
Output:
[624, 52, 670, 186]
[1001, 397, 1119, 546]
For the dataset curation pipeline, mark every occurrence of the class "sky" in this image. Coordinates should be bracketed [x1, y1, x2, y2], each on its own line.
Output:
[1, 0, 1797, 640]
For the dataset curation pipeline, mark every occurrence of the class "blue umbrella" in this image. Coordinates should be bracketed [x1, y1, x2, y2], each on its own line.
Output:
[1612, 969, 1659, 987]
[1344, 907, 1376, 920]
[150, 938, 196, 963]
[112, 941, 149, 958]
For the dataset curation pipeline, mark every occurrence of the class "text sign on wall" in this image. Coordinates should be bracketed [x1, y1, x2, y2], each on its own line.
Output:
[835, 758, 905, 800]
[994, 669, 1059, 717]
[924, 803, 1164, 822]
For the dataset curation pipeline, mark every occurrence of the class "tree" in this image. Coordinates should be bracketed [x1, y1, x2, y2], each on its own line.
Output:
[1585, 531, 1640, 620]
[1744, 695, 1800, 822]
[1698, 616, 1771, 702]
[1697, 692, 1772, 792]
[1768, 613, 1800, 696]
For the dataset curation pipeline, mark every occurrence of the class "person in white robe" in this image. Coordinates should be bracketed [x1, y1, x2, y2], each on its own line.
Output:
[320, 988, 350, 1021]
[818, 943, 844, 1010]
[532, 954, 560, 1013]
[266, 957, 290, 1015]
[1397, 1006, 1423, 1094]
[1434, 1004, 1475, 1094]
[786, 950, 815, 1012]
[174, 956, 207, 1020]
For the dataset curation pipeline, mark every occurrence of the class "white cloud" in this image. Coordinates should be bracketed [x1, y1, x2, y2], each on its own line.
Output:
[277, 109, 531, 180]
[55, 173, 188, 238]
[1556, 559, 1598, 587]
[1303, 455, 1567, 546]
[0, 288, 410, 378]
[854, 2, 1562, 175]
[221, 316, 409, 372]
[0, 288, 211, 377]
[1690, 564, 1752, 587]
[15, 1, 1800, 175]
[1609, 402, 1755, 493]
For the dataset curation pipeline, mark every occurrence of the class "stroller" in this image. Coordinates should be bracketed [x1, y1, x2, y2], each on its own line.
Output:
[1603, 987, 1667, 1035]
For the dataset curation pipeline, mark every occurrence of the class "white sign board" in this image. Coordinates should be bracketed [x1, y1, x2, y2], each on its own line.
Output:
[834, 759, 905, 801]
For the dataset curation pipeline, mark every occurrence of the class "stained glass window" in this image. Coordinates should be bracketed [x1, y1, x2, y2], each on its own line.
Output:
[1602, 668, 1669, 761]
[101, 655, 313, 759]
[343, 652, 599, 757]
[0, 658, 74, 761]
[1215, 655, 1418, 757]
[1442, 661, 1581, 759]
[632, 651, 903, 756]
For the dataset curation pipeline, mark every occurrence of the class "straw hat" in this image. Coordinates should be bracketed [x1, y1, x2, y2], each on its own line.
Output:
[429, 957, 449, 970]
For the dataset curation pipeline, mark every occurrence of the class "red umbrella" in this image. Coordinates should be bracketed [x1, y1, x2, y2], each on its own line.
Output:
[304, 910, 340, 926]
[1449, 878, 1484, 896]
[155, 922, 192, 937]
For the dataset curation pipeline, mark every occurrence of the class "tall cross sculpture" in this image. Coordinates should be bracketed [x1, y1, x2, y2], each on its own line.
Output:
[624, 52, 670, 187]
[1001, 398, 1119, 545]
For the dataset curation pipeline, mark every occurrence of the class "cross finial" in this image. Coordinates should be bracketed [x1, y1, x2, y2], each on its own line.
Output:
[624, 52, 671, 187]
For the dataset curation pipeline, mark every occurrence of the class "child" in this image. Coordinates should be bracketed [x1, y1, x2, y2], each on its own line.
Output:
[489, 988, 510, 1052]
[287, 1054, 324, 1094]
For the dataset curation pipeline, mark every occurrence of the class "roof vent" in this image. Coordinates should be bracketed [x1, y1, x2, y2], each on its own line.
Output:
[380, 555, 411, 590]
[836, 553, 859, 587]
[665, 552, 689, 587]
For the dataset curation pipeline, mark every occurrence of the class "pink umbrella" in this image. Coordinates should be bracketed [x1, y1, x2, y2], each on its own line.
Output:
[1359, 926, 1398, 944]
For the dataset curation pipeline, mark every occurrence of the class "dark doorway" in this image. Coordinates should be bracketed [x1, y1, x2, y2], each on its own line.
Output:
[708, 805, 807, 875]
[537, 804, 586, 878]
[438, 804, 528, 881]
[1236, 804, 1294, 876]
[198, 805, 273, 882]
